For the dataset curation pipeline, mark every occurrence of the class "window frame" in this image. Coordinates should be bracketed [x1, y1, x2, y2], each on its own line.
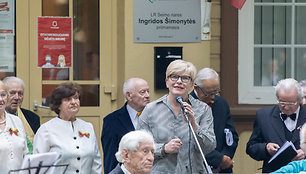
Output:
[238, 0, 306, 104]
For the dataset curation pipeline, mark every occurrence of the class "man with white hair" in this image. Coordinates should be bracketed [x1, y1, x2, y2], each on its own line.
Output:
[191, 68, 239, 173]
[3, 76, 40, 154]
[109, 130, 155, 174]
[247, 78, 306, 173]
[101, 78, 150, 174]
[272, 122, 306, 173]
[300, 80, 306, 107]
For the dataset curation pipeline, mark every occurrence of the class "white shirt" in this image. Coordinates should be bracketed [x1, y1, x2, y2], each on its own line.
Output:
[0, 112, 28, 174]
[121, 164, 131, 174]
[126, 104, 139, 129]
[280, 106, 300, 132]
[33, 117, 102, 174]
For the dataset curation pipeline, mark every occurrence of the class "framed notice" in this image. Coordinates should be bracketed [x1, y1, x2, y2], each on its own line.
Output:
[37, 17, 72, 68]
[134, 0, 201, 43]
[0, 0, 15, 72]
[0, 0, 14, 34]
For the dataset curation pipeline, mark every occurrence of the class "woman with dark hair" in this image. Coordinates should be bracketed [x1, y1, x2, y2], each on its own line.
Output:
[33, 82, 102, 174]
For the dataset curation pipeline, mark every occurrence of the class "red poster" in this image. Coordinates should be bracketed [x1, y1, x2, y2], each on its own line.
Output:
[37, 17, 72, 68]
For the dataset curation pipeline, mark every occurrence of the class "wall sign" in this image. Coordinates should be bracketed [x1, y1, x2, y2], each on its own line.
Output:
[0, 0, 14, 72]
[134, 0, 201, 43]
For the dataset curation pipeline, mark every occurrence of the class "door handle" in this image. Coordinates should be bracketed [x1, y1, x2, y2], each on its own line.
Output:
[33, 100, 51, 111]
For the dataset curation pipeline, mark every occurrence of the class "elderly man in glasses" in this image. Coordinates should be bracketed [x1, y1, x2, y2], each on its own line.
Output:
[190, 68, 239, 173]
[247, 78, 306, 173]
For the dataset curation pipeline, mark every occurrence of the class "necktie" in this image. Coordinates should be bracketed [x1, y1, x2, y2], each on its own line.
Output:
[281, 113, 296, 121]
[137, 112, 142, 116]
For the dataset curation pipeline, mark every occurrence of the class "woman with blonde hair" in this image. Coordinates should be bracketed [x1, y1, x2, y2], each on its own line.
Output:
[138, 60, 216, 173]
[0, 80, 28, 173]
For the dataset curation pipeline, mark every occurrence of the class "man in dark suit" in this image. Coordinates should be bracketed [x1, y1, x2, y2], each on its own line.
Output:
[4, 77, 40, 154]
[109, 130, 155, 174]
[247, 78, 306, 173]
[101, 78, 150, 174]
[191, 68, 239, 173]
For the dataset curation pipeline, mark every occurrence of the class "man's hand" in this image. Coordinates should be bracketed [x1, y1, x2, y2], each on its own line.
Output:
[266, 143, 280, 156]
[292, 149, 305, 161]
[220, 155, 233, 170]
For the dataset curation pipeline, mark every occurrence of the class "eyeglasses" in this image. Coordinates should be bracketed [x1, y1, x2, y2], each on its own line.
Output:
[277, 100, 298, 107]
[168, 74, 192, 83]
[197, 85, 221, 97]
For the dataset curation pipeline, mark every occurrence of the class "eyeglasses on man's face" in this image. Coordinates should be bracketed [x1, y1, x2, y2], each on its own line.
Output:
[196, 85, 221, 97]
[277, 100, 298, 107]
[168, 74, 192, 83]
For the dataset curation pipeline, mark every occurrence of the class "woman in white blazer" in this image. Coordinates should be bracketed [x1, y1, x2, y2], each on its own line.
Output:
[0, 81, 28, 173]
[33, 82, 102, 174]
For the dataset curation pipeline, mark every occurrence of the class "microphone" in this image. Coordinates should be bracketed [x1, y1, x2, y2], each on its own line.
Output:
[176, 96, 189, 120]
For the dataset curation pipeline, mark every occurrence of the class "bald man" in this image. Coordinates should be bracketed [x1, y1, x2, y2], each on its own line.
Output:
[101, 78, 150, 174]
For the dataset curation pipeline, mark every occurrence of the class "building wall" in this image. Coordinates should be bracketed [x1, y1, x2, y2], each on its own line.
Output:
[114, 0, 215, 107]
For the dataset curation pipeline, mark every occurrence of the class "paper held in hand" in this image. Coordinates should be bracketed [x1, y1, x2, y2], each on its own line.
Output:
[267, 141, 297, 171]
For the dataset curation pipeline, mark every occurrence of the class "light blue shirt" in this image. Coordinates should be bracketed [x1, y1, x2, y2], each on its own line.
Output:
[272, 159, 306, 173]
[126, 104, 139, 129]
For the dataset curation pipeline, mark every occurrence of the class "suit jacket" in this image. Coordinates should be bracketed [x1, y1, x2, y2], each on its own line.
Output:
[246, 105, 306, 173]
[101, 103, 135, 174]
[109, 164, 124, 174]
[191, 91, 239, 173]
[20, 108, 40, 133]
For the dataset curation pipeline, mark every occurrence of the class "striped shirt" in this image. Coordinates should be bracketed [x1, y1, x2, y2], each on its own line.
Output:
[138, 94, 216, 174]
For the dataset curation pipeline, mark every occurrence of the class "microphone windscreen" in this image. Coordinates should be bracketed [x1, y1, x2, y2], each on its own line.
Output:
[176, 96, 183, 104]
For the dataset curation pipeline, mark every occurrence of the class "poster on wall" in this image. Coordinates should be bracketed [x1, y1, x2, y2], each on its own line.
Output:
[0, 0, 15, 73]
[134, 0, 201, 43]
[0, 35, 14, 72]
[0, 0, 14, 34]
[37, 17, 72, 68]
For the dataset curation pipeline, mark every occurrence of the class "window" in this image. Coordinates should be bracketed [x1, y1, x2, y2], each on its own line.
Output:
[239, 0, 306, 104]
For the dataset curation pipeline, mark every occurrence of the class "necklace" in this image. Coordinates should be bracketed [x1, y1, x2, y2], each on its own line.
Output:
[0, 119, 6, 124]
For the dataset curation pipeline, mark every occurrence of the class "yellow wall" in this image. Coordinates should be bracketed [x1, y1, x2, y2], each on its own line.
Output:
[114, 0, 212, 108]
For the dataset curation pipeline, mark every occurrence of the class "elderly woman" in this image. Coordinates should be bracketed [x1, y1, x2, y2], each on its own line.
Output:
[33, 82, 102, 174]
[138, 60, 216, 174]
[0, 81, 28, 173]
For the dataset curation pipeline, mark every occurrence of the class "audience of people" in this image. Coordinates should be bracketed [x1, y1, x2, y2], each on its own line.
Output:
[101, 78, 150, 173]
[138, 60, 216, 173]
[0, 80, 28, 173]
[3, 69, 306, 174]
[33, 82, 102, 173]
[109, 130, 155, 174]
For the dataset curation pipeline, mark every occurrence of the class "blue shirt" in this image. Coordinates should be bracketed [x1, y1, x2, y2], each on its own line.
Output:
[272, 160, 306, 173]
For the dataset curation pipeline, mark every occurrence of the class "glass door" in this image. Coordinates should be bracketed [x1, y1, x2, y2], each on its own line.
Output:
[25, 0, 115, 154]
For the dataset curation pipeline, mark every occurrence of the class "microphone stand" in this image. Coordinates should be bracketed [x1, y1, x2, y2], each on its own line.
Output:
[184, 111, 213, 174]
